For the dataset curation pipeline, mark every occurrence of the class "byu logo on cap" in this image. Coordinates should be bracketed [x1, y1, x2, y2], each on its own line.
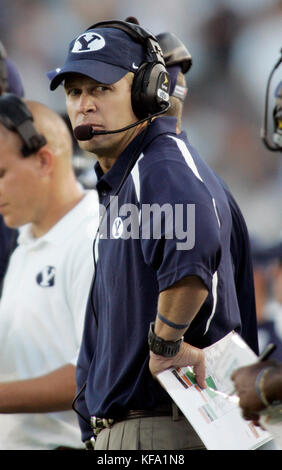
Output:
[36, 266, 56, 287]
[72, 32, 105, 53]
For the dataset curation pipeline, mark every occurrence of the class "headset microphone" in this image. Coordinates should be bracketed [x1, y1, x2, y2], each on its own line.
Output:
[74, 124, 95, 141]
[73, 106, 170, 141]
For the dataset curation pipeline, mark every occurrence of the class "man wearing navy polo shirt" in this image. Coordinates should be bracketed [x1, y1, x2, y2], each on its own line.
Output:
[49, 20, 244, 450]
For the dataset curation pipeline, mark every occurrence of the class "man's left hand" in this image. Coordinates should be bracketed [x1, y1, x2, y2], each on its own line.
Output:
[149, 341, 206, 389]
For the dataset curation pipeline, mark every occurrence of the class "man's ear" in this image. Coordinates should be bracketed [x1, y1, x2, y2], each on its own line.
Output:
[34, 146, 54, 176]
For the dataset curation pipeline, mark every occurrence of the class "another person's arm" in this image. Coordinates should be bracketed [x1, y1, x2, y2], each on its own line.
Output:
[0, 364, 76, 413]
[231, 361, 282, 422]
[149, 275, 208, 389]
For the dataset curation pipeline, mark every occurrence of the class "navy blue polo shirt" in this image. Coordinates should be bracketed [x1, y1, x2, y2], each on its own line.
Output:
[76, 116, 245, 440]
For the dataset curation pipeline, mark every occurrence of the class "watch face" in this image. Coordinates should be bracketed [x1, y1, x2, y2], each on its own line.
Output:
[148, 323, 182, 357]
[154, 341, 165, 355]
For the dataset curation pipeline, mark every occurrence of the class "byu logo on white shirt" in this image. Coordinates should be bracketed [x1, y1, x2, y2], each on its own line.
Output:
[36, 266, 56, 287]
[72, 33, 105, 53]
[112, 217, 124, 239]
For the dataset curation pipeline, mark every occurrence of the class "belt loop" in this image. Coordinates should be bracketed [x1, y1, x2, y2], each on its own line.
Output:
[84, 436, 95, 450]
[172, 402, 180, 421]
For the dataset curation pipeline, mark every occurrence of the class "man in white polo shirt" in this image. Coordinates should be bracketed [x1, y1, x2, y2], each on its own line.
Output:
[0, 94, 98, 449]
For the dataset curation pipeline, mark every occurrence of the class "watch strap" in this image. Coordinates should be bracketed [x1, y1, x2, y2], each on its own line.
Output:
[148, 322, 183, 357]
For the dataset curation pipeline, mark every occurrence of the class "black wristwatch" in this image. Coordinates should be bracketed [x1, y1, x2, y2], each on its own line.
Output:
[148, 322, 183, 358]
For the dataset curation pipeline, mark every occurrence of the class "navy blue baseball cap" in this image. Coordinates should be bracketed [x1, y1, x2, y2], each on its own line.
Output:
[49, 27, 147, 90]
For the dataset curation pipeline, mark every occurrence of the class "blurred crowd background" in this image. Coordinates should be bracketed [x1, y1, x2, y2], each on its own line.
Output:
[0, 0, 281, 243]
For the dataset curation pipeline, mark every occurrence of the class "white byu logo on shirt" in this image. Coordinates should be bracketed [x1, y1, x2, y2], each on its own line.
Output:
[36, 266, 56, 287]
[112, 217, 124, 239]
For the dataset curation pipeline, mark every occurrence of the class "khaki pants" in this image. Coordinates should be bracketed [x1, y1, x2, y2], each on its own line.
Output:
[93, 416, 205, 450]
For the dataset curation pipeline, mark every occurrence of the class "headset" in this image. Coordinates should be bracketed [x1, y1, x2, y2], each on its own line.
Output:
[261, 48, 282, 152]
[156, 31, 192, 74]
[156, 31, 192, 102]
[89, 20, 170, 118]
[0, 41, 8, 96]
[0, 93, 47, 156]
[74, 19, 171, 141]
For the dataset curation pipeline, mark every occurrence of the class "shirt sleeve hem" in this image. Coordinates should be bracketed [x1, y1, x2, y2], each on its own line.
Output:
[158, 264, 213, 293]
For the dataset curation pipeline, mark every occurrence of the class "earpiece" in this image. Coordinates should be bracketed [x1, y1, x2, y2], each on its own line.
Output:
[0, 93, 47, 156]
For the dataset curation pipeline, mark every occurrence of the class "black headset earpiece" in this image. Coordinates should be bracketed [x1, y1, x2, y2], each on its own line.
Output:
[86, 20, 170, 119]
[0, 93, 47, 156]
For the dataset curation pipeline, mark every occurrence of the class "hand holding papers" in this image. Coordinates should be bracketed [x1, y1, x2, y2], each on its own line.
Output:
[157, 331, 275, 450]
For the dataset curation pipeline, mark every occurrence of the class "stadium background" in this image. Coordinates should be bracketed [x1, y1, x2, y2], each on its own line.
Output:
[1, 0, 281, 242]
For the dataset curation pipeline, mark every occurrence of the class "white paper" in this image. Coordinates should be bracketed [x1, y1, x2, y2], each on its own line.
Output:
[259, 405, 282, 447]
[157, 331, 276, 450]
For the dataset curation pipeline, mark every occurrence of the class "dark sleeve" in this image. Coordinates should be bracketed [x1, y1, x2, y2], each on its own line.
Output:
[139, 160, 222, 293]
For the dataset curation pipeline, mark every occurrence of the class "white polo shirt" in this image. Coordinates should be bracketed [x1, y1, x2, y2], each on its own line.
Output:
[0, 190, 98, 450]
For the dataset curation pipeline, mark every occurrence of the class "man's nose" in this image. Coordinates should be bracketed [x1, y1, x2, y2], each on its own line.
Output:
[78, 93, 97, 114]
